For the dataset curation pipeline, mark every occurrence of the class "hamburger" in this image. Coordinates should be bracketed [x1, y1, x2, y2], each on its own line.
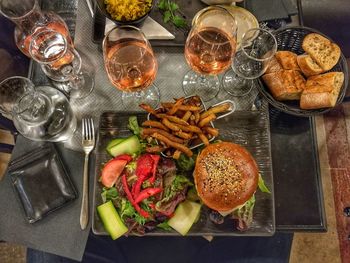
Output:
[194, 142, 259, 217]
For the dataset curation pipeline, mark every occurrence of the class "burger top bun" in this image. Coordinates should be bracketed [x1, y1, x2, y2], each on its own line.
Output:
[194, 142, 259, 212]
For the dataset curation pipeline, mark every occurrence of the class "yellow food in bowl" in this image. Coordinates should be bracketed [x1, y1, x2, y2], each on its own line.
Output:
[104, 0, 152, 21]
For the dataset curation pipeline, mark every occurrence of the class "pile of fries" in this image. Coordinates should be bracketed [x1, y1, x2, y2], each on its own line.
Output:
[139, 96, 231, 158]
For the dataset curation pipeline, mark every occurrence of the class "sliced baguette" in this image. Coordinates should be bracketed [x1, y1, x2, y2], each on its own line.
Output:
[264, 56, 283, 74]
[297, 54, 323, 77]
[302, 33, 341, 71]
[275, 51, 300, 71]
[262, 70, 306, 101]
[300, 72, 344, 109]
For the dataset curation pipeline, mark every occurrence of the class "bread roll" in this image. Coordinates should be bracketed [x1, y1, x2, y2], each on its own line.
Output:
[262, 70, 306, 100]
[194, 142, 258, 212]
[264, 56, 283, 74]
[300, 72, 344, 109]
[275, 51, 300, 71]
[302, 33, 341, 71]
[297, 54, 323, 77]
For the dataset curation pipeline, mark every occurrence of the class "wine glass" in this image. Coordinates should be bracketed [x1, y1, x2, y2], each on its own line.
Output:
[222, 28, 277, 96]
[0, 0, 72, 57]
[183, 6, 237, 102]
[29, 29, 94, 99]
[102, 25, 159, 108]
[0, 76, 77, 142]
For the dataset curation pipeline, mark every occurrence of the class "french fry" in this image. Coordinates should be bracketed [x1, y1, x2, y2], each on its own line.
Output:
[203, 126, 219, 137]
[162, 118, 180, 132]
[142, 120, 169, 131]
[168, 97, 185, 115]
[156, 114, 189, 126]
[198, 114, 216, 127]
[145, 145, 166, 153]
[139, 103, 158, 115]
[173, 150, 182, 160]
[182, 111, 192, 122]
[194, 111, 200, 124]
[176, 123, 202, 133]
[175, 130, 193, 140]
[142, 128, 184, 144]
[200, 103, 231, 120]
[198, 133, 210, 146]
[152, 133, 193, 157]
[161, 103, 201, 112]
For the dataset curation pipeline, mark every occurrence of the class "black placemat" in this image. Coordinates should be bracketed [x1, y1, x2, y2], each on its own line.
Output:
[0, 136, 91, 261]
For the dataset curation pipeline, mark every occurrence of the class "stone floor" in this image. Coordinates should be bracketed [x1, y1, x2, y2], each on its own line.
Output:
[1, 103, 349, 262]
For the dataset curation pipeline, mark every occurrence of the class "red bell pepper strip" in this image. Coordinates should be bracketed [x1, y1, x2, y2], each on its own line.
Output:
[149, 155, 160, 183]
[121, 174, 149, 218]
[133, 154, 154, 197]
[134, 187, 162, 204]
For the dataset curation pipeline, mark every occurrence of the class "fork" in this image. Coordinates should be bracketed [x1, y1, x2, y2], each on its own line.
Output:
[80, 118, 95, 230]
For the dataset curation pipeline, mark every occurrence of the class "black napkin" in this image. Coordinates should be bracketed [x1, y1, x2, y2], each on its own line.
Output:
[242, 0, 298, 22]
[0, 135, 91, 261]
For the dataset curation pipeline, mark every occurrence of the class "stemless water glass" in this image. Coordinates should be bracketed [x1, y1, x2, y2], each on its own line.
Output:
[29, 29, 94, 99]
[222, 28, 277, 96]
[0, 76, 77, 142]
[103, 25, 159, 108]
[183, 6, 237, 101]
[0, 0, 71, 57]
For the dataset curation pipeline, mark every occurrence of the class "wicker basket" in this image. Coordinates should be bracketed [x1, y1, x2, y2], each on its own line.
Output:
[256, 26, 349, 117]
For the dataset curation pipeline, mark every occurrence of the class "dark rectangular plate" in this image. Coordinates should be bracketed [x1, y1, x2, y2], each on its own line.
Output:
[92, 110, 275, 236]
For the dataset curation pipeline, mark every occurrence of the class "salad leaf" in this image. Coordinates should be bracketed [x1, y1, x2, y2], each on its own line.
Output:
[101, 187, 118, 203]
[187, 187, 200, 202]
[157, 221, 172, 231]
[120, 198, 135, 218]
[176, 154, 195, 172]
[231, 194, 256, 231]
[157, 0, 188, 28]
[128, 116, 141, 136]
[120, 198, 147, 225]
[258, 174, 271, 194]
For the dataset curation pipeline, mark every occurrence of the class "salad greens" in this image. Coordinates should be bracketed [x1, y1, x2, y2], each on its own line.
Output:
[101, 187, 118, 203]
[232, 195, 256, 231]
[127, 116, 141, 136]
[258, 174, 271, 194]
[176, 153, 195, 172]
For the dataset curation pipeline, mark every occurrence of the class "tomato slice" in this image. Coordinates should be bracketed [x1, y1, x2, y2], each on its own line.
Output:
[101, 159, 128, 188]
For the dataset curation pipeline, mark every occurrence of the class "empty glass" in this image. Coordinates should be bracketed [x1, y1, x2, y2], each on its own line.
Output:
[103, 25, 159, 108]
[183, 6, 237, 101]
[0, 76, 76, 142]
[223, 28, 277, 96]
[29, 29, 94, 99]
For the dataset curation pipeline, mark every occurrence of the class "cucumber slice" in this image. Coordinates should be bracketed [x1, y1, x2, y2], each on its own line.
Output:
[97, 201, 128, 240]
[108, 135, 141, 157]
[168, 200, 201, 236]
[107, 138, 125, 151]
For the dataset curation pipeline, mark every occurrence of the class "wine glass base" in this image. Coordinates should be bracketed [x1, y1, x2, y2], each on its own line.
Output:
[52, 73, 95, 100]
[222, 69, 253, 97]
[182, 70, 220, 102]
[122, 84, 160, 109]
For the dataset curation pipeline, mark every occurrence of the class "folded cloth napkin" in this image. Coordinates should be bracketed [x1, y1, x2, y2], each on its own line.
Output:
[105, 17, 175, 40]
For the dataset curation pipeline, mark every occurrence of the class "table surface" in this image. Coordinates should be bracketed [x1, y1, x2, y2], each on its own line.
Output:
[2, 0, 325, 234]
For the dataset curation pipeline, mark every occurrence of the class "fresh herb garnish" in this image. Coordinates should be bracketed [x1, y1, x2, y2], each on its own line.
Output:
[128, 116, 141, 136]
[157, 0, 187, 28]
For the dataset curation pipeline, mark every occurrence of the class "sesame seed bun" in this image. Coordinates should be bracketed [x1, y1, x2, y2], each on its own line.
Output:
[194, 142, 259, 212]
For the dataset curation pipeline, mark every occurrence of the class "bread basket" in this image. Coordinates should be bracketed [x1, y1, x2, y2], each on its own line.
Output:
[256, 26, 349, 117]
